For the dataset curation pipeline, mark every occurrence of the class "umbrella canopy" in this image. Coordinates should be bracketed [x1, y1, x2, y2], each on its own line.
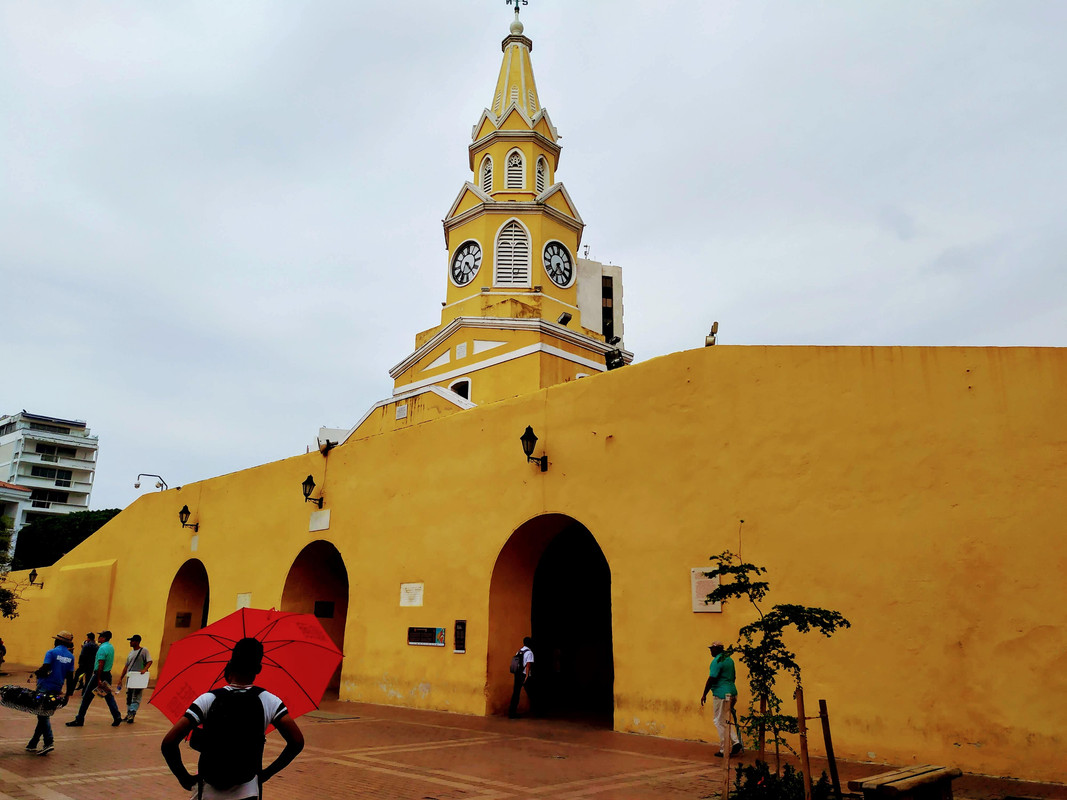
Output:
[150, 607, 343, 724]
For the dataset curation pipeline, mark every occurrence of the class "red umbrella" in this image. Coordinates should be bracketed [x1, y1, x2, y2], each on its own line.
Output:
[150, 607, 342, 724]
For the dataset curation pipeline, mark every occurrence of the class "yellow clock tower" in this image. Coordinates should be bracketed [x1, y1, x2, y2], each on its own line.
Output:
[385, 8, 630, 414]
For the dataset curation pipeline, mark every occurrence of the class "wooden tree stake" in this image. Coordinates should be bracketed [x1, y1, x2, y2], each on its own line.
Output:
[819, 699, 842, 800]
[795, 687, 813, 800]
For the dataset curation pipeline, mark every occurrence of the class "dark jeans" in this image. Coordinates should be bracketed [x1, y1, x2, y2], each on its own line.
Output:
[74, 672, 121, 722]
[509, 672, 534, 716]
[29, 714, 52, 745]
[72, 665, 93, 692]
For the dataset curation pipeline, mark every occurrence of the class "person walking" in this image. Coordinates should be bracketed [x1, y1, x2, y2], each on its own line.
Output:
[0, 636, 7, 673]
[25, 630, 76, 755]
[162, 637, 304, 799]
[118, 634, 152, 723]
[507, 636, 535, 719]
[66, 629, 123, 727]
[700, 640, 742, 757]
[69, 632, 98, 697]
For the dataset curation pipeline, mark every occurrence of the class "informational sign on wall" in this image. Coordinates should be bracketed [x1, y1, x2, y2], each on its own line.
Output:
[407, 627, 446, 647]
[236, 592, 252, 610]
[399, 582, 424, 607]
[691, 568, 721, 613]
[454, 620, 466, 654]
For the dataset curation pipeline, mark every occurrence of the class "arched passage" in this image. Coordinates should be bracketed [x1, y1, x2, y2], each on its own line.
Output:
[281, 540, 349, 692]
[159, 559, 210, 672]
[486, 514, 614, 724]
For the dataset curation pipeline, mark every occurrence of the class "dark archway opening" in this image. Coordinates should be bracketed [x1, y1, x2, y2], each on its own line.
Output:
[486, 514, 614, 726]
[281, 540, 349, 693]
[531, 524, 614, 722]
[159, 559, 210, 673]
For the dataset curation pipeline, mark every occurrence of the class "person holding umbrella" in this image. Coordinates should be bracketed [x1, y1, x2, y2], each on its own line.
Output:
[162, 637, 304, 799]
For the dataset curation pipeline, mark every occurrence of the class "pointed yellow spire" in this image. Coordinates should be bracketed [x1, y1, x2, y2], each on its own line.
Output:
[490, 9, 541, 121]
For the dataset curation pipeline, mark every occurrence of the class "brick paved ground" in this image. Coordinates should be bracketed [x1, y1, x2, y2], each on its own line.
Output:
[1, 665, 1064, 800]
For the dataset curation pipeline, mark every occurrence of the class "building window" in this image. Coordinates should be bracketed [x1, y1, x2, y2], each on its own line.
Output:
[535, 158, 547, 193]
[602, 275, 615, 342]
[494, 221, 531, 286]
[0, 422, 16, 436]
[30, 422, 71, 435]
[481, 156, 493, 193]
[449, 378, 471, 400]
[505, 150, 524, 189]
[30, 488, 69, 508]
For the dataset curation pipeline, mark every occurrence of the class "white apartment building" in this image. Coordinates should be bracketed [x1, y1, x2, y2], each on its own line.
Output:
[0, 411, 99, 549]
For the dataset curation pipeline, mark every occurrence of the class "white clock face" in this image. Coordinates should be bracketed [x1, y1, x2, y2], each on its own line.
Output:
[543, 242, 573, 288]
[450, 241, 482, 286]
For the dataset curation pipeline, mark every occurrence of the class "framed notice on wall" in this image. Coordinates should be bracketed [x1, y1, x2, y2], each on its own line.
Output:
[691, 568, 721, 613]
[399, 583, 424, 607]
[407, 627, 446, 647]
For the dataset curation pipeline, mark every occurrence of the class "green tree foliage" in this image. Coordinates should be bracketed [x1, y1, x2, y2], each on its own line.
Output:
[733, 761, 833, 800]
[706, 551, 850, 772]
[1, 515, 18, 619]
[11, 509, 121, 571]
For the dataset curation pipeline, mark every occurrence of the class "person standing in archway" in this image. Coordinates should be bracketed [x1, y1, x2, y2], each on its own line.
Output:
[508, 637, 535, 719]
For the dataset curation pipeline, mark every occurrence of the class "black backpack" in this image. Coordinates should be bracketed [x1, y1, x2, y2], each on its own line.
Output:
[192, 687, 266, 790]
[509, 649, 524, 674]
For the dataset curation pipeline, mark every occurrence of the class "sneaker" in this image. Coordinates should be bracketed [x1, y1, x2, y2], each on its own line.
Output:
[126, 716, 135, 724]
[713, 750, 724, 758]
[111, 718, 123, 727]
[25, 741, 38, 752]
[65, 719, 83, 727]
[39, 744, 54, 755]
[730, 743, 743, 756]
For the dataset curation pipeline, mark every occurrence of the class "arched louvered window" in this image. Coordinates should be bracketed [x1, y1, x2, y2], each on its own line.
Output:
[494, 92, 502, 113]
[481, 157, 493, 193]
[535, 158, 547, 193]
[510, 87, 519, 106]
[528, 90, 537, 112]
[494, 221, 531, 286]
[506, 151, 524, 190]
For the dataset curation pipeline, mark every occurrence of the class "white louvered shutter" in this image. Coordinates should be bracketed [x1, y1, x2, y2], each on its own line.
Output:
[506, 152, 523, 189]
[495, 222, 530, 286]
[528, 90, 537, 112]
[510, 87, 519, 107]
[535, 159, 546, 193]
[481, 158, 493, 193]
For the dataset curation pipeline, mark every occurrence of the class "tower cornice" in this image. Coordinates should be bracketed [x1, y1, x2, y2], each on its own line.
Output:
[468, 129, 561, 171]
[443, 197, 585, 244]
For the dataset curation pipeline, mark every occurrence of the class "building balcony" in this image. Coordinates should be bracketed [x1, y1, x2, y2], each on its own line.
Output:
[15, 451, 97, 470]
[13, 475, 93, 496]
[25, 499, 90, 514]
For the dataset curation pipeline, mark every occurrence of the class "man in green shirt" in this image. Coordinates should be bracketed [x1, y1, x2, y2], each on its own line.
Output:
[700, 641, 742, 756]
[66, 630, 123, 727]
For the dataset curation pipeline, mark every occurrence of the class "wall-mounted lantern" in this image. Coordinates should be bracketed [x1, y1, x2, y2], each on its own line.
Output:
[28, 568, 44, 589]
[177, 505, 199, 532]
[520, 426, 548, 472]
[302, 475, 324, 508]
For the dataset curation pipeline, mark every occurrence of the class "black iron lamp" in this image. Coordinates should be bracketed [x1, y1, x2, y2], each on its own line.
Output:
[177, 505, 199, 532]
[28, 568, 43, 589]
[302, 474, 324, 508]
[605, 336, 624, 371]
[520, 426, 548, 472]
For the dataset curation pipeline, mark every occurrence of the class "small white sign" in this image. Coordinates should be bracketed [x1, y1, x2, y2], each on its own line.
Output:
[399, 582, 424, 607]
[190, 535, 199, 552]
[309, 509, 331, 532]
[236, 592, 252, 610]
[691, 568, 721, 613]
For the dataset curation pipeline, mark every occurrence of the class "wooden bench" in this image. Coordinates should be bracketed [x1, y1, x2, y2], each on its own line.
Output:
[848, 765, 963, 800]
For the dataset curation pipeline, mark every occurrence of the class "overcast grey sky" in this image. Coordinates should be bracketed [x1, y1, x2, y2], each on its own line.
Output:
[3, 1, 1065, 511]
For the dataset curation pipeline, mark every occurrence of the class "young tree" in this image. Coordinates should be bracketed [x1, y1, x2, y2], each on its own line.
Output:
[706, 550, 850, 773]
[0, 515, 19, 619]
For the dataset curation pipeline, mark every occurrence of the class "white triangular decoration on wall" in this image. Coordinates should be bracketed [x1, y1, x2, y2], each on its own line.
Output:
[473, 340, 507, 355]
[422, 350, 451, 371]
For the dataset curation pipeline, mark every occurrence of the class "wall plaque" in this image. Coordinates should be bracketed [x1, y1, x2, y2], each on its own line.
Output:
[691, 568, 721, 613]
[175, 612, 192, 628]
[407, 627, 445, 647]
[399, 582, 424, 607]
[454, 620, 466, 654]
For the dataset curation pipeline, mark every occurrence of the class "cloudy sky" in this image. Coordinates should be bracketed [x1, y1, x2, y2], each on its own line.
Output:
[2, 1, 1064, 511]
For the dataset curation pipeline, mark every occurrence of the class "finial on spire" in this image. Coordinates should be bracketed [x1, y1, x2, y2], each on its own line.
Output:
[505, 0, 528, 12]
[506, 0, 527, 34]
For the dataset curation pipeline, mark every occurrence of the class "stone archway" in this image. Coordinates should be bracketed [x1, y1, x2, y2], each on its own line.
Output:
[159, 558, 210, 672]
[281, 540, 349, 691]
[486, 514, 614, 724]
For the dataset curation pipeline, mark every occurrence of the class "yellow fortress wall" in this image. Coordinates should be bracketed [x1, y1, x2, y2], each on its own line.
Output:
[3, 344, 1065, 782]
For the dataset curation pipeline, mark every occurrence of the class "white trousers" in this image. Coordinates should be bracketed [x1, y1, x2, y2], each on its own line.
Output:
[713, 694, 740, 749]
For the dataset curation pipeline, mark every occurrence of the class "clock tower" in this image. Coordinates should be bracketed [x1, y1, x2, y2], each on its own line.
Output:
[323, 7, 631, 445]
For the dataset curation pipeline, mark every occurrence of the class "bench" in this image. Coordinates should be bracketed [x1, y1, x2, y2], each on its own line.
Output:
[848, 765, 963, 800]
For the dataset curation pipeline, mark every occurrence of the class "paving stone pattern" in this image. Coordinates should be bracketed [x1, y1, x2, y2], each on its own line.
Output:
[0, 669, 1064, 799]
